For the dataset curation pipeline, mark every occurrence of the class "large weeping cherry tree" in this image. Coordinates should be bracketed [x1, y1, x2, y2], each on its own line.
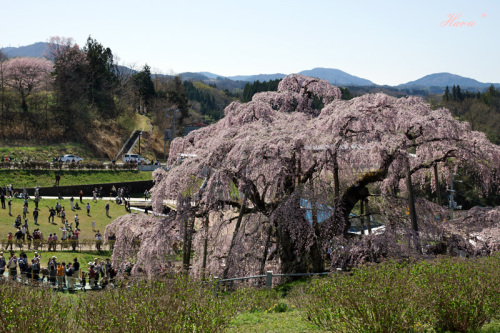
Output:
[107, 74, 500, 278]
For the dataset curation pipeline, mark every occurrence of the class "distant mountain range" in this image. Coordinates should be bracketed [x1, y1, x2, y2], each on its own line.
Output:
[1, 42, 48, 58]
[2, 42, 499, 90]
[398, 73, 499, 90]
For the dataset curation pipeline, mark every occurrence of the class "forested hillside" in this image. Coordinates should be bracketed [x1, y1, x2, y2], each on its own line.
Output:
[440, 84, 500, 145]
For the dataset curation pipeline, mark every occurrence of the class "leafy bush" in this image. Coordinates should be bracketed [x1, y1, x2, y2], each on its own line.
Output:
[76, 277, 239, 332]
[296, 262, 426, 333]
[414, 257, 500, 332]
[295, 257, 500, 332]
[0, 280, 72, 331]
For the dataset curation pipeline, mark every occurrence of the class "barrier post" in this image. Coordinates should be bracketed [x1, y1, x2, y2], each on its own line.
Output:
[266, 271, 273, 289]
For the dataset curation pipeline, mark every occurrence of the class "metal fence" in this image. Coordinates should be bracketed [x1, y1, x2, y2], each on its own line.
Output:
[212, 270, 340, 296]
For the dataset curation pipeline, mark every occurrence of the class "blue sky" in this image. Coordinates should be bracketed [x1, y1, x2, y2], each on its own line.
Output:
[1, 0, 498, 85]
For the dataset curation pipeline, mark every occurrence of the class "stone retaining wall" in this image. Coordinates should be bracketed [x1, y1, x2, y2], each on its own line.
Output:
[15, 180, 154, 197]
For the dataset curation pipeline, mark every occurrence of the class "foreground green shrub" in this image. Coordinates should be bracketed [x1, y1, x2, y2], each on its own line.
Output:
[296, 262, 426, 333]
[75, 277, 231, 332]
[75, 277, 279, 332]
[0, 280, 72, 332]
[294, 257, 500, 333]
[414, 257, 500, 332]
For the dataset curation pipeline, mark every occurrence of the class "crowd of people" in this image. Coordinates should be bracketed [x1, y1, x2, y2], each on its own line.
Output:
[0, 250, 120, 291]
[1, 185, 127, 253]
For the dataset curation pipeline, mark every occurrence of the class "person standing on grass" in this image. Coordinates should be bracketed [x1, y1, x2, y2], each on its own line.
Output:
[73, 258, 80, 286]
[66, 263, 74, 291]
[8, 198, 12, 215]
[1, 192, 5, 209]
[0, 253, 6, 278]
[105, 203, 110, 217]
[56, 262, 64, 290]
[33, 209, 39, 225]
[34, 195, 39, 211]
[88, 264, 96, 289]
[79, 190, 83, 203]
[70, 196, 74, 210]
[5, 232, 13, 251]
[60, 207, 66, 224]
[7, 253, 17, 281]
[74, 214, 79, 230]
[86, 203, 91, 216]
[22, 205, 28, 219]
[95, 230, 102, 251]
[55, 174, 60, 186]
[48, 207, 56, 223]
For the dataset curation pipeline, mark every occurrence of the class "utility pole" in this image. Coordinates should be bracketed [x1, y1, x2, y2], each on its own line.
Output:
[138, 132, 141, 155]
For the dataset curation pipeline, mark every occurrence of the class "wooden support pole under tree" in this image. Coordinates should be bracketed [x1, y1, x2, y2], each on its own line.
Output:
[434, 164, 442, 206]
[360, 199, 365, 236]
[366, 198, 372, 235]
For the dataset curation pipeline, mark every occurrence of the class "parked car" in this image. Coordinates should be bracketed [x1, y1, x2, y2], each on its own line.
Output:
[59, 154, 83, 163]
[122, 153, 145, 163]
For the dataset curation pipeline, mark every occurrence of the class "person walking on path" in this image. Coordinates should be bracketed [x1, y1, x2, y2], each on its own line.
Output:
[55, 174, 60, 187]
[5, 232, 13, 251]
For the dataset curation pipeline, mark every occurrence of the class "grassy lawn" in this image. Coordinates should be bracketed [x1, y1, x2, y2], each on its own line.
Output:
[228, 309, 328, 332]
[227, 310, 500, 333]
[0, 197, 134, 241]
[0, 169, 152, 188]
[0, 142, 93, 161]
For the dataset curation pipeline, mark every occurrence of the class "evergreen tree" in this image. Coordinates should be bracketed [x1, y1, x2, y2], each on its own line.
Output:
[131, 64, 155, 112]
[456, 85, 463, 101]
[83, 36, 118, 118]
[443, 86, 450, 102]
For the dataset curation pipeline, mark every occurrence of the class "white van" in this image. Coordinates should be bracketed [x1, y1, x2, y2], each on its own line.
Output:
[123, 153, 146, 163]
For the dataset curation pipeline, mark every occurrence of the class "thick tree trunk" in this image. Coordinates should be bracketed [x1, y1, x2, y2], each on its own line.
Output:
[222, 199, 246, 279]
[201, 216, 209, 280]
[258, 222, 273, 275]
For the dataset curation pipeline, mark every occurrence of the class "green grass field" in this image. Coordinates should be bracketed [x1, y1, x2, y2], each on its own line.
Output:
[0, 197, 133, 241]
[0, 169, 152, 188]
[0, 142, 93, 161]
